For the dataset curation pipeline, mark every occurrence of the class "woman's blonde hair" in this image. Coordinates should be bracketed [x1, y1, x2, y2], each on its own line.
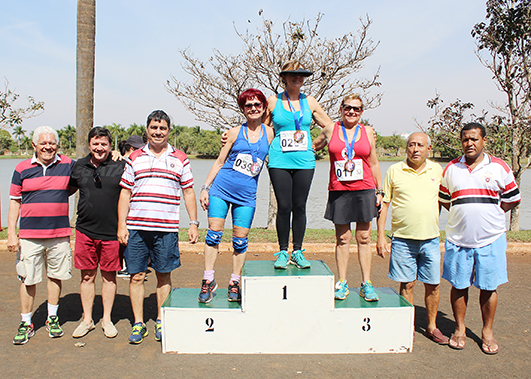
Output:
[341, 94, 364, 109]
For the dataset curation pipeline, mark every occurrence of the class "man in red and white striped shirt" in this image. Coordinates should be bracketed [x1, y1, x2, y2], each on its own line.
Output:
[439, 122, 520, 354]
[118, 110, 199, 344]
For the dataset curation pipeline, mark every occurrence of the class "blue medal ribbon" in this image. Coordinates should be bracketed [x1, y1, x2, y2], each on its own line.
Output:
[285, 92, 303, 132]
[243, 123, 264, 174]
[341, 122, 360, 161]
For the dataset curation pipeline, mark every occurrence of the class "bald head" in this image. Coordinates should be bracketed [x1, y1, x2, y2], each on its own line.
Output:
[406, 132, 431, 170]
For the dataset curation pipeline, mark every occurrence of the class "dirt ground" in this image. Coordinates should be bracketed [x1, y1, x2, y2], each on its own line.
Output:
[1, 241, 530, 379]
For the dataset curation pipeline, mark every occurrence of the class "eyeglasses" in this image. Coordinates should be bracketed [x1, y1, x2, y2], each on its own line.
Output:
[342, 105, 363, 113]
[244, 102, 263, 110]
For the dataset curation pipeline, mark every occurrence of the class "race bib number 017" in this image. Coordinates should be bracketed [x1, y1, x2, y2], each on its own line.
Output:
[279, 130, 308, 152]
[233, 153, 263, 177]
[334, 159, 363, 181]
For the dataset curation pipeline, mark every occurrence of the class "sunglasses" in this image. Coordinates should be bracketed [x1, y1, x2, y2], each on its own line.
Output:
[93, 169, 101, 184]
[342, 105, 363, 113]
[244, 102, 263, 110]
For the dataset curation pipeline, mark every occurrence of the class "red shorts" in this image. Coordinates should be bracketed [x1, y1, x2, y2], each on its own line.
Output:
[74, 230, 122, 272]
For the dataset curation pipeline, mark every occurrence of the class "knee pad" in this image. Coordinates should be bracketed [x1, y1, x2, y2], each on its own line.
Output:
[205, 229, 223, 246]
[232, 236, 248, 254]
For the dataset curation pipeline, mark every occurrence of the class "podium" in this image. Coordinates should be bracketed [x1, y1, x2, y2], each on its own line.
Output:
[161, 260, 414, 354]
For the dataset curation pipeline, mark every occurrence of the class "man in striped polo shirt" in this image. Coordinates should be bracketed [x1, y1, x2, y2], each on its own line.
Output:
[117, 110, 199, 344]
[8, 126, 75, 345]
[439, 123, 520, 355]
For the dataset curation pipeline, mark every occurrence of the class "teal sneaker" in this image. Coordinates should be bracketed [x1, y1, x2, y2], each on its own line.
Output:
[360, 280, 379, 302]
[129, 322, 148, 344]
[334, 280, 349, 300]
[290, 249, 310, 269]
[274, 250, 289, 269]
[45, 315, 64, 338]
[13, 322, 35, 345]
[155, 319, 162, 342]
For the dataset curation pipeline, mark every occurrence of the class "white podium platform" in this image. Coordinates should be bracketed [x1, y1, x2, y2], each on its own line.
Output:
[161, 260, 414, 354]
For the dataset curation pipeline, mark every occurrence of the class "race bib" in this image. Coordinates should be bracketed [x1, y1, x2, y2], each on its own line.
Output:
[334, 159, 363, 181]
[233, 153, 263, 177]
[279, 130, 308, 152]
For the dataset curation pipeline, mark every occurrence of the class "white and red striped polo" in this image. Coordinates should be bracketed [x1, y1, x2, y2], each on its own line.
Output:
[120, 144, 194, 232]
[439, 154, 520, 248]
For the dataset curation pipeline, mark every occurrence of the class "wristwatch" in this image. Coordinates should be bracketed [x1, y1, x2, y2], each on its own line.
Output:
[189, 221, 200, 227]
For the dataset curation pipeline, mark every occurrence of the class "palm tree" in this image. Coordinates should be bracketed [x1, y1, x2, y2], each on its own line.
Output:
[76, 0, 95, 159]
[13, 125, 26, 151]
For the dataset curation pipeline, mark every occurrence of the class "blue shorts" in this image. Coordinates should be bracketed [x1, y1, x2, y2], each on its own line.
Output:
[124, 230, 181, 274]
[442, 233, 508, 291]
[388, 237, 441, 285]
[208, 195, 255, 229]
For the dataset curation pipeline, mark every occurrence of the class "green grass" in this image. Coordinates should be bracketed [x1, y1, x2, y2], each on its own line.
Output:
[2, 228, 531, 243]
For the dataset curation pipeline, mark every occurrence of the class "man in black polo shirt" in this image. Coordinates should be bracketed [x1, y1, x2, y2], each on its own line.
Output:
[69, 127, 125, 339]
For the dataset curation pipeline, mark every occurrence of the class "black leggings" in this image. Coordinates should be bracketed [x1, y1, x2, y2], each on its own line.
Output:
[268, 167, 314, 251]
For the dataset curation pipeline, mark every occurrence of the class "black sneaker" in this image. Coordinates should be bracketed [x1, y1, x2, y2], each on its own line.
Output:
[228, 281, 241, 302]
[198, 279, 217, 303]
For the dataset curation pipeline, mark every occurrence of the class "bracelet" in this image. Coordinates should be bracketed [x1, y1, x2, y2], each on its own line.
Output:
[200, 184, 211, 193]
[376, 188, 385, 196]
[189, 220, 200, 227]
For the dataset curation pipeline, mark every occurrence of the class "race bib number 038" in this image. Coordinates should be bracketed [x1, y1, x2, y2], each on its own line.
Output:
[233, 153, 263, 177]
[334, 159, 363, 181]
[279, 130, 308, 152]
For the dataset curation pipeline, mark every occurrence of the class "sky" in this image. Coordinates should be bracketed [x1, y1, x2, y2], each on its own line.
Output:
[0, 0, 506, 136]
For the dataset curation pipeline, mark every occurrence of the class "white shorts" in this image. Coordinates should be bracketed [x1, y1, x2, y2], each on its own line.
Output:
[17, 237, 72, 285]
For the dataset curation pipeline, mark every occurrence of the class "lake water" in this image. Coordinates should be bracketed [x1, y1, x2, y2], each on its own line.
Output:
[1, 158, 529, 230]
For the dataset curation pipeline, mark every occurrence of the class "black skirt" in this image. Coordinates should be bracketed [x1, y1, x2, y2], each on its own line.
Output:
[324, 189, 378, 225]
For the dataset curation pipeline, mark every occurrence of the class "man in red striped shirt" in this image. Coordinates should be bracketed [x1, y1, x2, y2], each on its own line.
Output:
[439, 123, 520, 355]
[8, 126, 75, 345]
[117, 110, 199, 344]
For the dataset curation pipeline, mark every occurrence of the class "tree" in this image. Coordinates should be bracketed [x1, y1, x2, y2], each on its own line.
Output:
[195, 129, 222, 157]
[12, 125, 26, 151]
[472, 0, 531, 230]
[0, 129, 13, 154]
[378, 133, 406, 156]
[167, 12, 381, 228]
[0, 79, 44, 130]
[76, 0, 96, 159]
[167, 12, 381, 130]
[58, 124, 76, 152]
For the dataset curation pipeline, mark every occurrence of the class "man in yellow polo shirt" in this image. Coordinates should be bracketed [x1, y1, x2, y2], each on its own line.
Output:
[376, 132, 448, 345]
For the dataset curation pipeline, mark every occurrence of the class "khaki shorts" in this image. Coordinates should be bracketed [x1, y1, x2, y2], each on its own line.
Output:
[17, 237, 72, 285]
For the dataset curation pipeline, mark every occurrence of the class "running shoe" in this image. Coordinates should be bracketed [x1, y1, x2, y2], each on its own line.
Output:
[13, 322, 35, 345]
[46, 315, 64, 338]
[116, 270, 130, 278]
[228, 280, 241, 302]
[334, 280, 350, 300]
[360, 280, 379, 302]
[154, 319, 162, 341]
[274, 250, 289, 269]
[290, 249, 311, 269]
[198, 279, 218, 303]
[129, 322, 148, 344]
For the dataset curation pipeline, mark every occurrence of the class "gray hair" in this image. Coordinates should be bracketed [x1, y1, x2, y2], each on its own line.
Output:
[407, 132, 431, 146]
[33, 126, 59, 144]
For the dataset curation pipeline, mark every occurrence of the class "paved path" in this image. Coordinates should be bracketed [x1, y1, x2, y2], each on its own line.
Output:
[1, 242, 530, 378]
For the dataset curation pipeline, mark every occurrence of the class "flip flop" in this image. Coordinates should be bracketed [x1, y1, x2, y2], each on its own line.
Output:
[481, 338, 499, 355]
[425, 328, 449, 345]
[449, 334, 466, 350]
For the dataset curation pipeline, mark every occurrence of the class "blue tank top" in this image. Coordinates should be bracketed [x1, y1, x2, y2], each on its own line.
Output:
[210, 124, 270, 207]
[268, 93, 315, 169]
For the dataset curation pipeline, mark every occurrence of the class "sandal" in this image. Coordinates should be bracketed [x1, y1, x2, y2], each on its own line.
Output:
[449, 334, 466, 350]
[481, 338, 499, 355]
[425, 328, 449, 345]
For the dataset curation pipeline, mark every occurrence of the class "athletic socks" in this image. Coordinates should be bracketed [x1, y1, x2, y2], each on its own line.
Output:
[21, 312, 32, 324]
[203, 270, 215, 282]
[47, 302, 59, 317]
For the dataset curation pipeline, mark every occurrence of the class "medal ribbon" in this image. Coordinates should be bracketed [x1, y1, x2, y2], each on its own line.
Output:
[285, 92, 303, 131]
[243, 122, 264, 165]
[341, 122, 360, 161]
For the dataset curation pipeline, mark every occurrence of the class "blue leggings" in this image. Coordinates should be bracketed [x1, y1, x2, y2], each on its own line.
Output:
[208, 195, 256, 229]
